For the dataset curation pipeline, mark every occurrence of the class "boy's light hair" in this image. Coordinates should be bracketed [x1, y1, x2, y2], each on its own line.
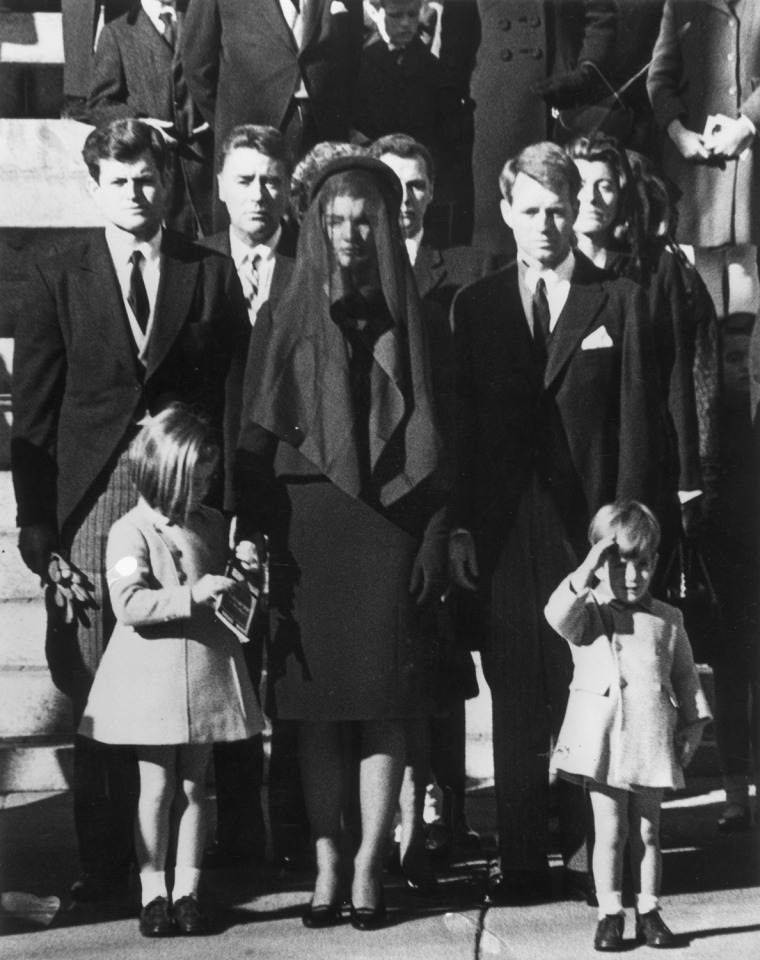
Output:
[129, 404, 219, 525]
[588, 500, 661, 555]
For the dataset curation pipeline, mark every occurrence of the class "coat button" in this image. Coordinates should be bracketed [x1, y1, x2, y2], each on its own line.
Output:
[500, 48, 513, 61]
[620, 678, 628, 689]
[499, 16, 511, 30]
[530, 15, 541, 27]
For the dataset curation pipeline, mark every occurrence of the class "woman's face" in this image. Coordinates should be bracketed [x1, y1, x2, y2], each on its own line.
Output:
[324, 194, 376, 270]
[574, 158, 620, 243]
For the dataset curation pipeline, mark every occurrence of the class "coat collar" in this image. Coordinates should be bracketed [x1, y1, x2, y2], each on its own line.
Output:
[413, 241, 446, 300]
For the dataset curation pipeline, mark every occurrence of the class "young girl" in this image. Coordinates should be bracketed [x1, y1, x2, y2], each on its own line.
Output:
[545, 501, 711, 952]
[78, 405, 263, 937]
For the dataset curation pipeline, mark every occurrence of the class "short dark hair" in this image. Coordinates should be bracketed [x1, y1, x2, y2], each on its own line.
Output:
[217, 124, 294, 178]
[129, 404, 219, 525]
[368, 133, 435, 183]
[82, 118, 168, 183]
[588, 500, 661, 556]
[499, 141, 581, 204]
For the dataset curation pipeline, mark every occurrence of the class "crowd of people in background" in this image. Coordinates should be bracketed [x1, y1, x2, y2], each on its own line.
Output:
[8, 0, 760, 950]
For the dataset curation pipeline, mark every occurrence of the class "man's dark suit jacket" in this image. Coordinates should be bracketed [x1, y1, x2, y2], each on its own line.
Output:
[87, 3, 214, 236]
[200, 225, 297, 498]
[11, 229, 249, 538]
[450, 252, 664, 576]
[182, 0, 363, 151]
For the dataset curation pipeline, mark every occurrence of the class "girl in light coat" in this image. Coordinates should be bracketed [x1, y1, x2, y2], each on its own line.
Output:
[545, 501, 711, 952]
[79, 405, 263, 937]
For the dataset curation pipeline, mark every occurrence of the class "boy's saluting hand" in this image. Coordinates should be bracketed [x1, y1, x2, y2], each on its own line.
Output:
[569, 535, 617, 594]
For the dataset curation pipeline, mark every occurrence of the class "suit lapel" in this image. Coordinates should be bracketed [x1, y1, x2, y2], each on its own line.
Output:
[544, 275, 607, 389]
[414, 242, 446, 300]
[300, 0, 325, 55]
[74, 232, 143, 378]
[268, 0, 301, 54]
[144, 232, 198, 379]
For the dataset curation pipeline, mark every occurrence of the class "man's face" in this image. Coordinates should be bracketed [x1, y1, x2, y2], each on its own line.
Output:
[89, 154, 166, 239]
[380, 0, 421, 48]
[379, 152, 433, 240]
[218, 147, 289, 246]
[500, 172, 577, 269]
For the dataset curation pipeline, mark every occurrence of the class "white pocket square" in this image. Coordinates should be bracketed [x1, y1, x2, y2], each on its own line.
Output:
[581, 326, 613, 350]
[330, 1, 348, 12]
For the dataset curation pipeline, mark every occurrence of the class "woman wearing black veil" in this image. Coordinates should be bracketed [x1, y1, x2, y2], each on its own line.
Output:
[234, 156, 447, 929]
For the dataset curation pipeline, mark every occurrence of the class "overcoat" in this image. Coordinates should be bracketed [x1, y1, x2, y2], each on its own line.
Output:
[78, 500, 263, 745]
[545, 577, 712, 790]
[438, 0, 617, 252]
[647, 0, 760, 247]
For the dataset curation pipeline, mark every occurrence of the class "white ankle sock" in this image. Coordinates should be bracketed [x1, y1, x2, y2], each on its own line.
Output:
[173, 867, 201, 900]
[140, 870, 167, 906]
[636, 893, 659, 915]
[596, 890, 624, 919]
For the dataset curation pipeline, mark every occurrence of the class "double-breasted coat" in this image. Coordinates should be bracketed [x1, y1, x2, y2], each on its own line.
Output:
[438, 0, 617, 252]
[647, 0, 760, 247]
[545, 577, 712, 790]
[79, 500, 263, 745]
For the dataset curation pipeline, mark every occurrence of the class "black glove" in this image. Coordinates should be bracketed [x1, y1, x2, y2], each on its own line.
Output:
[538, 63, 596, 109]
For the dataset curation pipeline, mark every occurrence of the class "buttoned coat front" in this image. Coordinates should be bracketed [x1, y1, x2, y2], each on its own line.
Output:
[647, 0, 760, 247]
[79, 500, 264, 745]
[545, 577, 712, 790]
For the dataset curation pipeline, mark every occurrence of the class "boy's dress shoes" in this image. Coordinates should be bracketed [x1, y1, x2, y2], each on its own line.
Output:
[635, 910, 676, 948]
[173, 895, 208, 935]
[138, 896, 175, 937]
[594, 914, 624, 952]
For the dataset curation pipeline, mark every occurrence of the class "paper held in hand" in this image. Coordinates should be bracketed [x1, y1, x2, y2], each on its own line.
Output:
[215, 539, 269, 643]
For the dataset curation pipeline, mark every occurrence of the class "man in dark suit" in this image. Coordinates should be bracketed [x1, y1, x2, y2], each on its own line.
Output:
[200, 124, 308, 870]
[87, 0, 214, 237]
[181, 0, 364, 176]
[11, 119, 249, 902]
[448, 142, 664, 904]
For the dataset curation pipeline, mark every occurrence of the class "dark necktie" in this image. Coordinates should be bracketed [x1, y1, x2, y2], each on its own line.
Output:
[128, 250, 150, 334]
[532, 276, 551, 360]
[159, 10, 176, 50]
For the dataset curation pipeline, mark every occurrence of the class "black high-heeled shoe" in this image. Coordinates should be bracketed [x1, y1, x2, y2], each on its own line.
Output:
[302, 901, 344, 928]
[349, 897, 387, 931]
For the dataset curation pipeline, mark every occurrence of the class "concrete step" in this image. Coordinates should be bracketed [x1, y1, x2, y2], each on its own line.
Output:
[1, 471, 41, 600]
[0, 11, 64, 119]
[0, 738, 72, 792]
[0, 598, 47, 666]
[0, 119, 97, 228]
[0, 665, 71, 738]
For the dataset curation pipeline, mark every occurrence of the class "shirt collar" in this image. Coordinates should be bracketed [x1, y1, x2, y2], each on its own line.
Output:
[521, 249, 575, 294]
[229, 225, 281, 271]
[105, 225, 162, 265]
[405, 227, 424, 266]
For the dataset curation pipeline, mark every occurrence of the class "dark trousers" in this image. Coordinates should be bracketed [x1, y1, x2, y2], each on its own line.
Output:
[47, 445, 139, 880]
[481, 478, 588, 875]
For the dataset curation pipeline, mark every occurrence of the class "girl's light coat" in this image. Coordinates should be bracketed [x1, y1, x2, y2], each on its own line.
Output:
[79, 500, 263, 745]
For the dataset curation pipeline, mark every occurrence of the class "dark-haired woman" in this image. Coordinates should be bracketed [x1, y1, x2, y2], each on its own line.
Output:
[234, 156, 446, 930]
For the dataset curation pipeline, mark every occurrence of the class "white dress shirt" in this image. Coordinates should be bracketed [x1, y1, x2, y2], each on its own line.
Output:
[279, 0, 309, 98]
[141, 0, 176, 37]
[405, 228, 424, 268]
[105, 225, 163, 364]
[519, 250, 575, 336]
[229, 225, 282, 325]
